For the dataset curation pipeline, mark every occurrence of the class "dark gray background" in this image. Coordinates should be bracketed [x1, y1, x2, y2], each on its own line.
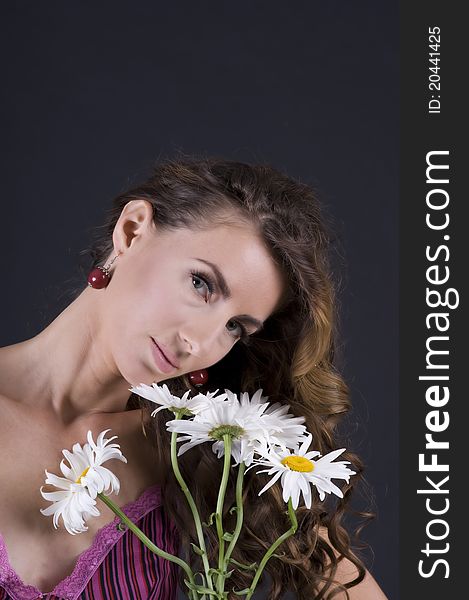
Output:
[0, 2, 398, 598]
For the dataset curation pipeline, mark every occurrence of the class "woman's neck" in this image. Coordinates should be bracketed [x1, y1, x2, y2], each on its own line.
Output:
[0, 287, 134, 424]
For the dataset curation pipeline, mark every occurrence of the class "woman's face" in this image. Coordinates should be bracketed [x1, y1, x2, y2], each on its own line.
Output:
[101, 200, 287, 386]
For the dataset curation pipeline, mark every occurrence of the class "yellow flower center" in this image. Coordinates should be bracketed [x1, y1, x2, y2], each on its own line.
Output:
[281, 455, 314, 472]
[75, 466, 90, 484]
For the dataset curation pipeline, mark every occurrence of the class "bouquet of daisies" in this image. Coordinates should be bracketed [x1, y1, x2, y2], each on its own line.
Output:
[40, 384, 356, 600]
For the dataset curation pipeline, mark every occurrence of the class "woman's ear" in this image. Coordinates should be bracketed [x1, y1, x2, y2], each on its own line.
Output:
[111, 199, 155, 257]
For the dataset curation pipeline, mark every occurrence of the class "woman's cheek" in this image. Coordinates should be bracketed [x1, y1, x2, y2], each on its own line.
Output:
[149, 283, 188, 326]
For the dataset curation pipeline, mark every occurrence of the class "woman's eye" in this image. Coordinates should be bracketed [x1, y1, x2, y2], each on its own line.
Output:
[191, 271, 214, 301]
[226, 319, 248, 341]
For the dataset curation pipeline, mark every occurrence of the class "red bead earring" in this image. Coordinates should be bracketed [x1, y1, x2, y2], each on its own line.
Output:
[87, 254, 120, 289]
[188, 369, 209, 387]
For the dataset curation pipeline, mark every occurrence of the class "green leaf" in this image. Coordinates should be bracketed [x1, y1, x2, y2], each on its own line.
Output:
[232, 587, 252, 596]
[207, 567, 234, 582]
[183, 580, 219, 595]
[228, 557, 258, 571]
[207, 567, 220, 577]
[202, 512, 217, 528]
[190, 542, 205, 556]
[194, 572, 207, 586]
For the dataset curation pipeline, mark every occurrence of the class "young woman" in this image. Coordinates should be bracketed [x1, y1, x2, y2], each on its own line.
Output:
[0, 157, 388, 599]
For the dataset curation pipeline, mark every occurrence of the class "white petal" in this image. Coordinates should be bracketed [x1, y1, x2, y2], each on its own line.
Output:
[40, 489, 71, 502]
[44, 472, 75, 490]
[177, 439, 204, 456]
[298, 433, 313, 455]
[257, 468, 284, 496]
[282, 470, 296, 504]
[297, 474, 310, 502]
[291, 483, 301, 509]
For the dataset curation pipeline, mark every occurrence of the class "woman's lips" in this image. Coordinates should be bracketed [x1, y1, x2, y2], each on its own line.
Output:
[155, 340, 180, 368]
[150, 338, 178, 374]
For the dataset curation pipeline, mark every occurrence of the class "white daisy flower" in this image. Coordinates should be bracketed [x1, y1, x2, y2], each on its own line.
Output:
[260, 400, 307, 449]
[248, 433, 356, 508]
[217, 389, 307, 461]
[130, 382, 226, 417]
[166, 388, 306, 467]
[166, 391, 269, 466]
[40, 429, 127, 535]
[40, 478, 101, 535]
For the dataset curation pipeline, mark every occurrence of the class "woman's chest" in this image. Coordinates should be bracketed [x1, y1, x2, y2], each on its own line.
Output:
[0, 401, 162, 593]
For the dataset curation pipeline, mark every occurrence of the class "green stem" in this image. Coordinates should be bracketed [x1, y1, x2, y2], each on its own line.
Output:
[215, 434, 232, 594]
[171, 410, 215, 594]
[244, 498, 298, 600]
[223, 461, 245, 568]
[98, 492, 197, 599]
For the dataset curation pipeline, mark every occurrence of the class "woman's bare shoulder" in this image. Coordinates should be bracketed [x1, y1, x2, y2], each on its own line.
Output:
[317, 526, 389, 600]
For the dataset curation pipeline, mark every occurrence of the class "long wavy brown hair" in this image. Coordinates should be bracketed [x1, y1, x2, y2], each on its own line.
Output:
[79, 155, 375, 599]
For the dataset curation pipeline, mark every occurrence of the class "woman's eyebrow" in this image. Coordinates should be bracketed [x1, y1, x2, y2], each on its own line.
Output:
[192, 257, 265, 332]
[193, 258, 232, 299]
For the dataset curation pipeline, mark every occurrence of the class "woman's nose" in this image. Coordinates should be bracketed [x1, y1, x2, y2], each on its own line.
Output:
[181, 332, 201, 356]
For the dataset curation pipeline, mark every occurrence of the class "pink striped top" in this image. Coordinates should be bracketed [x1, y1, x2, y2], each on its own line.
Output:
[0, 484, 180, 600]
